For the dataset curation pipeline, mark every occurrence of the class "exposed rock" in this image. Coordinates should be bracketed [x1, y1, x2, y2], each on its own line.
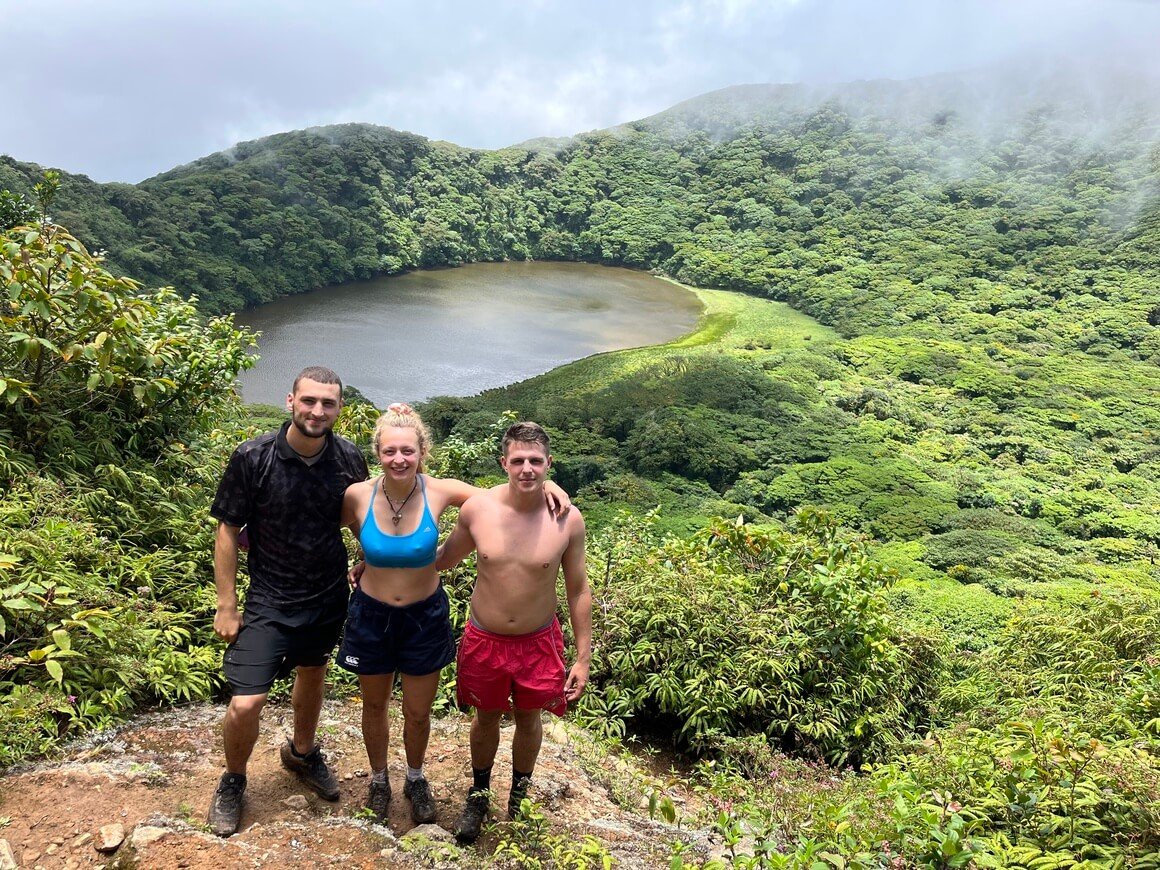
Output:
[584, 817, 643, 841]
[96, 823, 126, 853]
[546, 720, 572, 745]
[534, 773, 571, 808]
[127, 825, 171, 849]
[105, 817, 258, 869]
[401, 823, 455, 844]
[0, 839, 16, 870]
[0, 699, 707, 870]
[707, 836, 757, 864]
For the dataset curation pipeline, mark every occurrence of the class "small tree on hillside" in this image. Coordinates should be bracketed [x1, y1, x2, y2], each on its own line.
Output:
[0, 206, 256, 472]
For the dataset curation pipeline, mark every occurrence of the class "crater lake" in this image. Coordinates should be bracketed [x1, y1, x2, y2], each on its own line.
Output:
[235, 262, 702, 406]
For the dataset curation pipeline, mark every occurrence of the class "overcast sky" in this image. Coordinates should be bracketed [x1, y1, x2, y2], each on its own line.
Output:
[3, 0, 1158, 183]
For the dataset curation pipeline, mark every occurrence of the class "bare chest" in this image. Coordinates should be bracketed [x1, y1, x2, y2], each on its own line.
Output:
[475, 512, 568, 573]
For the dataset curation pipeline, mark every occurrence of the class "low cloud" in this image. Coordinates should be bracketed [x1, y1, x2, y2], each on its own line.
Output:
[1, 0, 1156, 181]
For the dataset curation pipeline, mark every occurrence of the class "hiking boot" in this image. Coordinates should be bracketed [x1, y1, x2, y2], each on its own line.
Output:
[454, 789, 490, 843]
[367, 779, 391, 822]
[207, 772, 246, 837]
[280, 739, 340, 801]
[508, 792, 530, 820]
[508, 775, 532, 819]
[404, 775, 436, 824]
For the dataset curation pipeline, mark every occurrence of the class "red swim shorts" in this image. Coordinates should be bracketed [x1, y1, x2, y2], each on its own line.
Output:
[456, 617, 567, 716]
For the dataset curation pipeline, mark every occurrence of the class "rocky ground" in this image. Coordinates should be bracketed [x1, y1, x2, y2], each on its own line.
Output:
[0, 700, 719, 869]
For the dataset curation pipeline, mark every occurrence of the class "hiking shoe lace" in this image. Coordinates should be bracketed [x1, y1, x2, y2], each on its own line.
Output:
[207, 772, 246, 837]
[279, 739, 341, 801]
[404, 775, 437, 824]
[454, 789, 490, 843]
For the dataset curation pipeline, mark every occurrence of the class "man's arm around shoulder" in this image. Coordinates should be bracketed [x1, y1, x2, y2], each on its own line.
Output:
[435, 495, 481, 571]
[562, 510, 592, 703]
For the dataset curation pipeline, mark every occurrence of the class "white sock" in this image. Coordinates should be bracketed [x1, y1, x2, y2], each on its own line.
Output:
[406, 766, 423, 782]
[371, 768, 387, 784]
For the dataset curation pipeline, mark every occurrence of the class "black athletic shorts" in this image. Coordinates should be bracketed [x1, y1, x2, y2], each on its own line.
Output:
[337, 586, 455, 677]
[223, 598, 347, 696]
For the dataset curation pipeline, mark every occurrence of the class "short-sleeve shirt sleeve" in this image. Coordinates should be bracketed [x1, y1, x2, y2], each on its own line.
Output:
[211, 447, 253, 528]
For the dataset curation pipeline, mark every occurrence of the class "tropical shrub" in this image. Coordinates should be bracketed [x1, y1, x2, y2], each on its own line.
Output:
[1, 220, 254, 469]
[578, 509, 941, 765]
[0, 212, 255, 762]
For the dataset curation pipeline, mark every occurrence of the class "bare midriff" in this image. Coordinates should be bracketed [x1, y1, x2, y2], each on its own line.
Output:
[360, 564, 440, 607]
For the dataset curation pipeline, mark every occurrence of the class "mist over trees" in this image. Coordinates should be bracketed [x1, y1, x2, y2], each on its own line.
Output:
[3, 60, 1159, 320]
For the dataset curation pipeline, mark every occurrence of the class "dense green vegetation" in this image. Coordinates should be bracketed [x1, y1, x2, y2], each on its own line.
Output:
[580, 510, 941, 766]
[5, 66, 1160, 865]
[0, 214, 253, 761]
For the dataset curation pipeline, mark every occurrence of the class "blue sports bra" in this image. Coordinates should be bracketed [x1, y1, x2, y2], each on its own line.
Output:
[360, 475, 439, 569]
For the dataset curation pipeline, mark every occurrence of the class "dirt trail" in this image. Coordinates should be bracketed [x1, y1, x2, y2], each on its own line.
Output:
[0, 700, 713, 868]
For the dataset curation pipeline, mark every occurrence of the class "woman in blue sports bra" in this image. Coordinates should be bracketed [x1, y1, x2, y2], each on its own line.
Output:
[335, 403, 569, 827]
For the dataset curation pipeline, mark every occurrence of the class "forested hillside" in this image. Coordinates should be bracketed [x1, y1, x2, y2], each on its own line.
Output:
[4, 62, 1160, 865]
[3, 61, 1159, 319]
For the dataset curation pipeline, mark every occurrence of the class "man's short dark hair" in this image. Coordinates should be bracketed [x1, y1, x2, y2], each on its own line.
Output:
[292, 366, 343, 394]
[502, 421, 551, 455]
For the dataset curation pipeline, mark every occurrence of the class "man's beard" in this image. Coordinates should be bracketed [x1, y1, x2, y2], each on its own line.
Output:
[292, 413, 331, 438]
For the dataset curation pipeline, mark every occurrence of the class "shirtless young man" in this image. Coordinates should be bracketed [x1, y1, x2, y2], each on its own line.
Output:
[434, 422, 592, 843]
[335, 405, 569, 827]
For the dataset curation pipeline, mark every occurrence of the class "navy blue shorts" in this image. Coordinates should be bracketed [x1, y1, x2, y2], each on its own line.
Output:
[224, 599, 346, 696]
[337, 586, 455, 677]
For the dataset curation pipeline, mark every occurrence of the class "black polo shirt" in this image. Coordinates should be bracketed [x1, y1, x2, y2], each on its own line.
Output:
[211, 421, 369, 611]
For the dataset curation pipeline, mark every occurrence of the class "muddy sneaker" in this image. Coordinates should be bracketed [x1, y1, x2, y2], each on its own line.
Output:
[367, 779, 391, 822]
[404, 776, 436, 824]
[454, 789, 490, 843]
[207, 772, 246, 837]
[279, 739, 340, 801]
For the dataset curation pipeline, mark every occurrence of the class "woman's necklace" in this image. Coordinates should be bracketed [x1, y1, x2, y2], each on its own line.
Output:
[382, 476, 418, 526]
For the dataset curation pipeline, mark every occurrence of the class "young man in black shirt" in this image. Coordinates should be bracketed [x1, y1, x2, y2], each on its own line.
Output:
[207, 366, 369, 836]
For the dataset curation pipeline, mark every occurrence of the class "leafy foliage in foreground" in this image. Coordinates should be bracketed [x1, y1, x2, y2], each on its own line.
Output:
[636, 590, 1160, 868]
[0, 219, 255, 763]
[577, 510, 940, 766]
[1, 223, 253, 470]
[0, 460, 226, 762]
[564, 496, 1160, 866]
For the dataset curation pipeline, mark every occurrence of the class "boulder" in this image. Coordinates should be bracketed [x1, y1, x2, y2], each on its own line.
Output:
[96, 823, 126, 853]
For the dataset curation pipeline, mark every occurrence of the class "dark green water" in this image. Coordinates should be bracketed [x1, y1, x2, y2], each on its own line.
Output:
[236, 262, 702, 405]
